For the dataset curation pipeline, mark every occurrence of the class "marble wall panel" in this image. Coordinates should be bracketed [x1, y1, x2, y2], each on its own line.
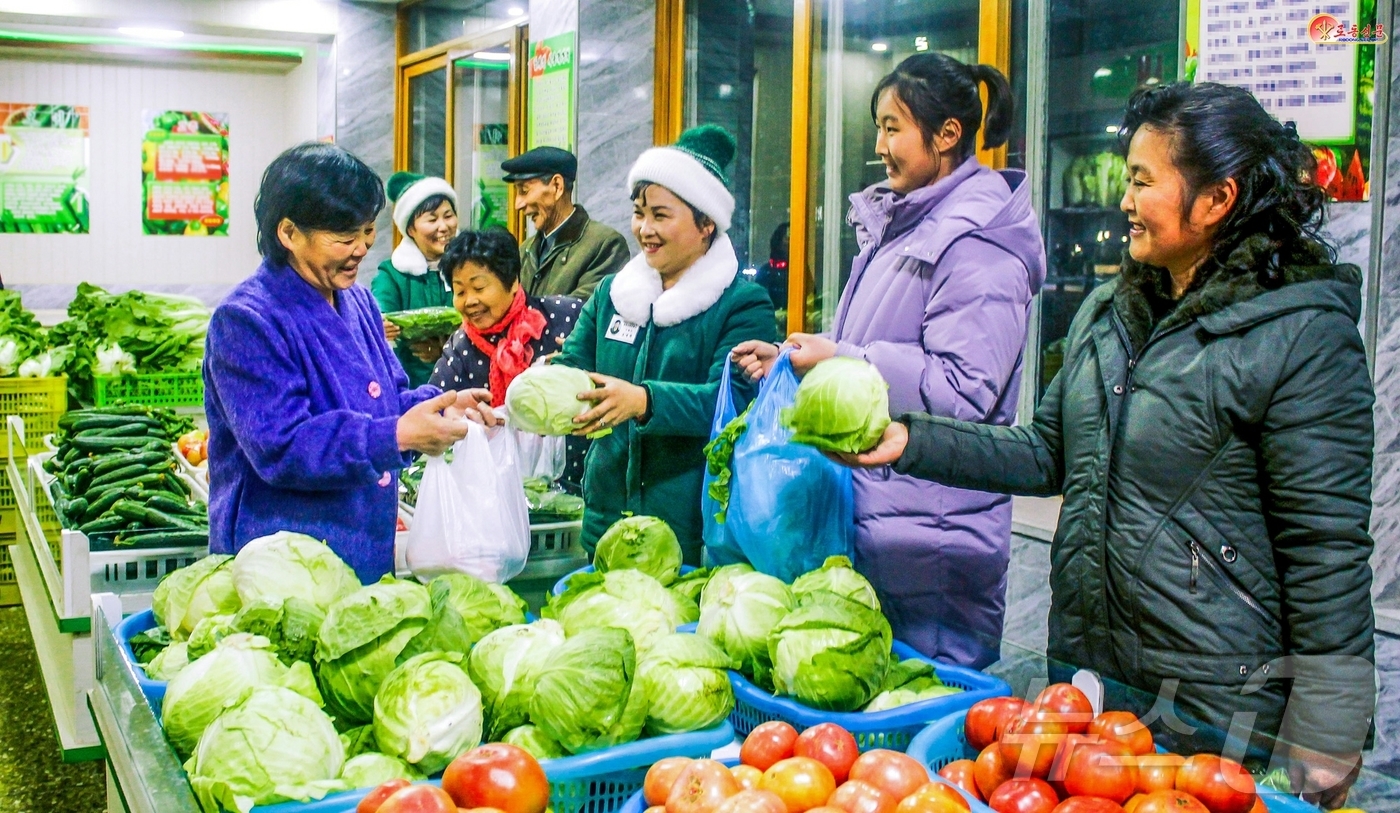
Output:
[336, 1, 398, 279]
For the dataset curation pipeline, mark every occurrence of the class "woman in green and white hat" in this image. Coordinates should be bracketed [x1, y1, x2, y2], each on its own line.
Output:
[372, 171, 460, 387]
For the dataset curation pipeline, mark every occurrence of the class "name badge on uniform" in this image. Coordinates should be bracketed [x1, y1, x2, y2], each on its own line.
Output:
[606, 314, 640, 344]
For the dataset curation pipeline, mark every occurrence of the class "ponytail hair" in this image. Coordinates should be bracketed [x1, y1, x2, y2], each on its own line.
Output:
[870, 53, 1013, 161]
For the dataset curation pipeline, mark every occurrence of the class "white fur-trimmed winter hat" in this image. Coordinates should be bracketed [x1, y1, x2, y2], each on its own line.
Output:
[626, 124, 737, 234]
[386, 171, 458, 276]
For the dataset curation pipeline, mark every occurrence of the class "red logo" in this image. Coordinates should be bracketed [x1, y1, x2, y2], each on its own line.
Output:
[529, 41, 551, 79]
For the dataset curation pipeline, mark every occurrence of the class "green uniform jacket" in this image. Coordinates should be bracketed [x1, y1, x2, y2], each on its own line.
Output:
[554, 273, 777, 563]
[371, 258, 454, 388]
[893, 238, 1376, 759]
[520, 205, 630, 300]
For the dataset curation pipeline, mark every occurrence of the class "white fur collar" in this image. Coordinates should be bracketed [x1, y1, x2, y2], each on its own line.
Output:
[391, 237, 430, 276]
[609, 233, 739, 327]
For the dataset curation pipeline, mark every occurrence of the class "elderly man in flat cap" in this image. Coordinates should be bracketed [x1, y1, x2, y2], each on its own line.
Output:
[503, 146, 629, 300]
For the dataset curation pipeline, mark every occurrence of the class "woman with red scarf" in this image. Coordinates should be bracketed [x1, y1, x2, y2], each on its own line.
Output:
[428, 228, 585, 483]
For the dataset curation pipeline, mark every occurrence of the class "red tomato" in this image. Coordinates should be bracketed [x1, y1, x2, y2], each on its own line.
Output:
[441, 745, 550, 813]
[1246, 798, 1265, 813]
[376, 785, 459, 813]
[1063, 740, 1138, 803]
[937, 760, 982, 801]
[734, 765, 765, 791]
[999, 708, 1070, 778]
[966, 698, 1031, 752]
[1087, 713, 1154, 757]
[795, 723, 861, 784]
[1122, 798, 1142, 813]
[826, 780, 898, 813]
[646, 758, 694, 806]
[1174, 756, 1254, 813]
[743, 723, 801, 771]
[975, 743, 1016, 799]
[716, 790, 792, 813]
[646, 808, 668, 813]
[668, 759, 742, 813]
[1134, 756, 1184, 795]
[1034, 685, 1094, 735]
[849, 750, 931, 801]
[1133, 791, 1210, 813]
[986, 778, 1060, 813]
[358, 779, 412, 813]
[1052, 798, 1125, 813]
[460, 809, 507, 813]
[900, 782, 971, 812]
[761, 757, 839, 813]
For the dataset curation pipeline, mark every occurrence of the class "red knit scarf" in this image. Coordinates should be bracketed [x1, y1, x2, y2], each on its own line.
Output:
[465, 288, 547, 407]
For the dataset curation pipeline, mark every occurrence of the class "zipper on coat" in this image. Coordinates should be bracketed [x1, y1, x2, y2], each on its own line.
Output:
[1189, 540, 1199, 593]
[1193, 539, 1273, 621]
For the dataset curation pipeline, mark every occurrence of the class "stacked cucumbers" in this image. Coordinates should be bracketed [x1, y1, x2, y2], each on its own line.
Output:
[44, 406, 208, 546]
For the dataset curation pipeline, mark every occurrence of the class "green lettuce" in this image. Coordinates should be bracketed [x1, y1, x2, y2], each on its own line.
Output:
[792, 556, 880, 612]
[768, 591, 892, 711]
[504, 365, 596, 436]
[467, 619, 565, 741]
[152, 554, 239, 640]
[863, 659, 961, 712]
[545, 569, 698, 654]
[782, 357, 890, 454]
[401, 573, 528, 660]
[315, 577, 432, 726]
[231, 532, 361, 616]
[383, 307, 461, 342]
[143, 640, 190, 681]
[529, 627, 648, 754]
[697, 565, 792, 688]
[372, 652, 483, 775]
[594, 516, 683, 585]
[637, 634, 735, 735]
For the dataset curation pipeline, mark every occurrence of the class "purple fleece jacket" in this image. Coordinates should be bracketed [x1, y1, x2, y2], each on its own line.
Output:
[203, 261, 439, 583]
[831, 159, 1046, 668]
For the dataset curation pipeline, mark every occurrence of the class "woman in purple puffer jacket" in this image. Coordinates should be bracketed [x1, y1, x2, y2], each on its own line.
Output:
[734, 53, 1046, 668]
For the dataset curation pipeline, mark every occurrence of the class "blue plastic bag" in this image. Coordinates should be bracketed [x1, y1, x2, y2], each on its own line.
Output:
[703, 350, 854, 581]
[701, 358, 748, 566]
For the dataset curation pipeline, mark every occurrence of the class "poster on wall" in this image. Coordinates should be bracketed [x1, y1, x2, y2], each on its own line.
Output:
[141, 110, 229, 236]
[1185, 0, 1381, 201]
[527, 32, 576, 152]
[0, 103, 89, 234]
[474, 123, 510, 230]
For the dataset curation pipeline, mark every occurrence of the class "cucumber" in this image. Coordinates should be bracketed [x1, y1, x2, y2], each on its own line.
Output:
[88, 463, 151, 490]
[79, 515, 129, 534]
[68, 415, 158, 433]
[65, 497, 88, 520]
[91, 451, 166, 477]
[113, 530, 208, 548]
[72, 435, 158, 453]
[112, 500, 204, 531]
[82, 489, 128, 522]
[144, 494, 202, 516]
[59, 406, 150, 430]
[74, 424, 153, 440]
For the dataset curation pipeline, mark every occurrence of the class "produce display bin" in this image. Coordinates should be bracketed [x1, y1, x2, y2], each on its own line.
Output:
[0, 374, 68, 458]
[905, 710, 1322, 813]
[92, 371, 204, 409]
[728, 642, 1011, 752]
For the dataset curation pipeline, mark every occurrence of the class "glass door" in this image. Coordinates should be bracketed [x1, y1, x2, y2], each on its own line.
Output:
[452, 38, 515, 231]
[405, 57, 450, 178]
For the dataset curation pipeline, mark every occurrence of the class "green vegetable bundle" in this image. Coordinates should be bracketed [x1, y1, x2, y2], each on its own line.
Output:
[0, 290, 51, 377]
[383, 307, 461, 342]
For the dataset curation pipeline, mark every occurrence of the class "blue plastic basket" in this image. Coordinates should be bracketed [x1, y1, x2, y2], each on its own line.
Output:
[255, 721, 736, 813]
[729, 641, 1010, 753]
[551, 564, 698, 597]
[906, 710, 1323, 813]
[116, 609, 169, 711]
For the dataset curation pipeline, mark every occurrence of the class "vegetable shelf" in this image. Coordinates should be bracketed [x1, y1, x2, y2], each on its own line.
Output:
[0, 375, 68, 458]
[92, 371, 204, 409]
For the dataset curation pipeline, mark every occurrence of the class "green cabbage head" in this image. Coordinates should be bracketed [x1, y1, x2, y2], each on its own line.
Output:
[339, 753, 424, 790]
[697, 566, 793, 688]
[768, 591, 893, 711]
[782, 357, 891, 454]
[187, 613, 238, 659]
[401, 573, 528, 660]
[546, 569, 697, 654]
[792, 556, 881, 612]
[186, 686, 345, 813]
[231, 532, 361, 615]
[501, 725, 568, 760]
[637, 633, 735, 736]
[152, 554, 239, 640]
[861, 658, 961, 712]
[594, 516, 683, 585]
[372, 652, 483, 775]
[468, 619, 565, 741]
[529, 627, 648, 754]
[669, 567, 714, 605]
[315, 577, 433, 726]
[143, 641, 190, 681]
[233, 596, 326, 665]
[505, 365, 596, 435]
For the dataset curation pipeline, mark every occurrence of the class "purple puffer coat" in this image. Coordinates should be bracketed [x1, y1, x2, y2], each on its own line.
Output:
[831, 159, 1046, 668]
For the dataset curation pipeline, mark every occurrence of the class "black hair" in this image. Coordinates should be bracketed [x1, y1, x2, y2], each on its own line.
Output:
[254, 142, 385, 265]
[439, 227, 522, 289]
[770, 223, 790, 262]
[1118, 82, 1333, 282]
[406, 194, 457, 234]
[630, 181, 716, 247]
[871, 53, 1012, 161]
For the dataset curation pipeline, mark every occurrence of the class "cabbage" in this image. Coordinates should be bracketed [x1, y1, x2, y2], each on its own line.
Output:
[152, 555, 240, 640]
[233, 596, 326, 665]
[594, 516, 683, 585]
[94, 342, 137, 376]
[401, 573, 528, 660]
[529, 627, 648, 754]
[768, 591, 892, 711]
[339, 753, 423, 789]
[162, 633, 318, 758]
[862, 658, 961, 711]
[372, 652, 483, 775]
[637, 634, 735, 735]
[782, 357, 891, 454]
[187, 613, 238, 659]
[17, 352, 52, 378]
[232, 532, 361, 615]
[468, 619, 565, 740]
[143, 641, 190, 681]
[501, 725, 568, 760]
[545, 569, 698, 654]
[505, 365, 596, 435]
[697, 566, 793, 687]
[669, 567, 713, 605]
[315, 577, 433, 726]
[186, 686, 345, 813]
[792, 556, 880, 612]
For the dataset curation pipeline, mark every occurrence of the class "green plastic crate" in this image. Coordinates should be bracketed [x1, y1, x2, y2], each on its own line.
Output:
[92, 372, 203, 408]
[0, 375, 68, 456]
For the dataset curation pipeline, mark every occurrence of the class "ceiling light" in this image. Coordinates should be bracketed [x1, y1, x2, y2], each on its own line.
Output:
[117, 26, 184, 40]
[1093, 67, 1112, 78]
[1105, 125, 1119, 133]
[473, 50, 511, 61]
[507, 6, 525, 15]
[871, 42, 888, 52]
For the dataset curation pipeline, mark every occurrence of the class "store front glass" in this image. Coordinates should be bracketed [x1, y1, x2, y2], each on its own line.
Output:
[683, 0, 795, 325]
[453, 44, 513, 231]
[406, 62, 449, 178]
[404, 0, 527, 54]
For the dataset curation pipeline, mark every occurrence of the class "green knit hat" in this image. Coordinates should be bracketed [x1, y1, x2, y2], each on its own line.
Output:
[627, 124, 738, 233]
[386, 171, 424, 203]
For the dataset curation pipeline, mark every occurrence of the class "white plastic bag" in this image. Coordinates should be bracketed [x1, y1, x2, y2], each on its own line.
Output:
[406, 421, 531, 583]
[511, 428, 565, 482]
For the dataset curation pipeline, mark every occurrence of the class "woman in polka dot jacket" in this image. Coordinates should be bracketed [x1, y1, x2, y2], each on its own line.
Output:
[428, 228, 587, 485]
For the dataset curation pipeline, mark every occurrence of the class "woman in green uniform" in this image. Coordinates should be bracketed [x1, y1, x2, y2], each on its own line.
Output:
[372, 172, 459, 386]
[552, 126, 776, 562]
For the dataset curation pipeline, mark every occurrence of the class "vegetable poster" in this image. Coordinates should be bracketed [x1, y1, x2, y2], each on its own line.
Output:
[0, 103, 89, 234]
[526, 0, 578, 153]
[141, 111, 229, 236]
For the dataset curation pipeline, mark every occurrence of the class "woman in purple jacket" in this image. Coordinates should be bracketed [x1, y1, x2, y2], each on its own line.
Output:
[735, 53, 1046, 668]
